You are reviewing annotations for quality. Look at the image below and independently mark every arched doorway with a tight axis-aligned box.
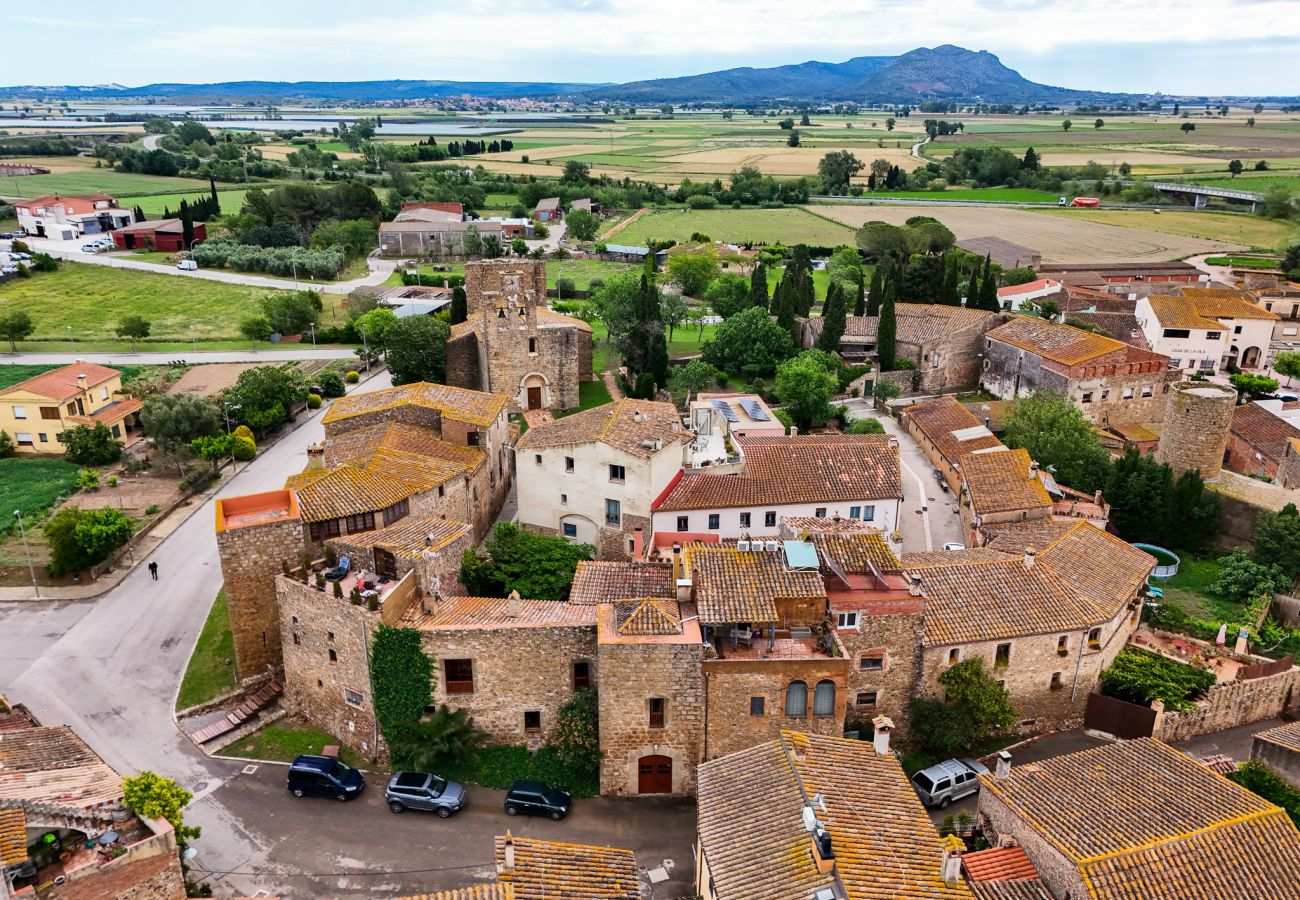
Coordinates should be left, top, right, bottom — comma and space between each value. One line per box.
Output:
521, 373, 548, 410
1240, 346, 1262, 368
637, 755, 672, 794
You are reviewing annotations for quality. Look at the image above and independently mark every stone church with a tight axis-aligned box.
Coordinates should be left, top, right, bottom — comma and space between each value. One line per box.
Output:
445, 259, 592, 412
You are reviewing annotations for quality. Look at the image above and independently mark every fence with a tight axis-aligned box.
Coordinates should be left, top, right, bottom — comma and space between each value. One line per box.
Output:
1236, 655, 1294, 682
1084, 692, 1157, 739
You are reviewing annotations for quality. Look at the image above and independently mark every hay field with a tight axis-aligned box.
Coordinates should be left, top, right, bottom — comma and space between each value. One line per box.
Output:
1036, 209, 1297, 253
614, 208, 854, 247
813, 205, 1243, 263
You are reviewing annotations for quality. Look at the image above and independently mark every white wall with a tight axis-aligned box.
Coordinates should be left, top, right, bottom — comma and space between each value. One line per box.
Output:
651, 497, 900, 541
1135, 298, 1223, 373
1225, 317, 1274, 369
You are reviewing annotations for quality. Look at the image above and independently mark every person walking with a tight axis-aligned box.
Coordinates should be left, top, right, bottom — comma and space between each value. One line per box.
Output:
148, 561, 158, 580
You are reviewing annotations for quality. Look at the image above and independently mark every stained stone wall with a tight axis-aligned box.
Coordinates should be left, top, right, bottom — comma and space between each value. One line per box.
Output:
1156, 381, 1238, 479
218, 515, 305, 679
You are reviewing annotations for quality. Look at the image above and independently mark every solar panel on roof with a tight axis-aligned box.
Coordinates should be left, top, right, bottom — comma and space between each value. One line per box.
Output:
710, 399, 739, 422
740, 398, 771, 421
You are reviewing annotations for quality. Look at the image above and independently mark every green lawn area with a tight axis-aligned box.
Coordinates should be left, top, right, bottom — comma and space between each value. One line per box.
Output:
0, 364, 58, 390
2, 171, 212, 200
555, 379, 613, 418
176, 589, 238, 711
384, 259, 637, 292
217, 718, 365, 769
129, 189, 257, 218
616, 208, 855, 247
588, 320, 718, 375
1204, 255, 1281, 268
0, 262, 333, 343
1160, 555, 1242, 622
128, 250, 178, 264
846, 188, 1062, 203
0, 458, 79, 536
1037, 208, 1298, 252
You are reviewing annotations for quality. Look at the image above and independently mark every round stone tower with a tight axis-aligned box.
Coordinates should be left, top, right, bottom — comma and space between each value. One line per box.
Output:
1155, 381, 1238, 480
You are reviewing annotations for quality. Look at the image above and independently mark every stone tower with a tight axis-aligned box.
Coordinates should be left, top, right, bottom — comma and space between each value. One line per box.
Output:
1155, 381, 1238, 480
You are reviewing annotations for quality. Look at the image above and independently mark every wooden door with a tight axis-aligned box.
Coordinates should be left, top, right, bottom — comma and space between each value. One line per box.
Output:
527, 386, 543, 410
374, 548, 398, 581
637, 755, 672, 794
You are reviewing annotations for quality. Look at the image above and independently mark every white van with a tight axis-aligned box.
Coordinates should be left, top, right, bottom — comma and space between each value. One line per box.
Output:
177, 259, 199, 271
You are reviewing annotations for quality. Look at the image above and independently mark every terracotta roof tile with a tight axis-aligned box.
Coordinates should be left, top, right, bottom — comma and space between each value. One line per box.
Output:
1035, 522, 1153, 618
400, 886, 512, 900
1255, 719, 1300, 754
569, 561, 674, 605
1231, 402, 1300, 461
967, 882, 1054, 900
697, 731, 973, 900
495, 834, 639, 900
327, 422, 483, 472
0, 363, 120, 402
401, 597, 596, 630
980, 738, 1300, 899
961, 448, 1054, 518
333, 517, 471, 557
0, 806, 26, 866
323, 382, 506, 428
287, 465, 416, 522
978, 519, 1077, 554
66, 396, 143, 428
806, 531, 902, 575
685, 542, 823, 624
962, 846, 1038, 882
812, 304, 997, 347
0, 725, 123, 810
518, 399, 686, 458
903, 396, 1003, 465
613, 599, 682, 636
986, 317, 1128, 366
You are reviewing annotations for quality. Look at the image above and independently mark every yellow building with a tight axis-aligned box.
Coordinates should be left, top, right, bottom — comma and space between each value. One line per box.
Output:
0, 363, 142, 454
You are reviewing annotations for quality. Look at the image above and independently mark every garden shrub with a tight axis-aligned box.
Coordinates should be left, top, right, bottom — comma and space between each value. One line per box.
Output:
1099, 647, 1215, 711
318, 371, 346, 398
231, 435, 256, 461
306, 393, 322, 409
346, 370, 360, 384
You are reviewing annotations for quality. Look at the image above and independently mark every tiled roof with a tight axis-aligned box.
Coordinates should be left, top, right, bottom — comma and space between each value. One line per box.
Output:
685, 542, 824, 624
569, 561, 674, 605
967, 883, 1054, 900
697, 731, 973, 900
1148, 292, 1278, 332
334, 517, 471, 557
904, 396, 1003, 464
978, 518, 1077, 554
0, 725, 123, 809
287, 464, 416, 522
961, 448, 1054, 518
400, 886, 511, 900
980, 738, 1300, 900
18, 193, 115, 207
985, 316, 1127, 366
328, 422, 483, 471
0, 806, 26, 866
116, 218, 187, 234
998, 279, 1062, 298
518, 399, 686, 458
0, 362, 119, 402
1179, 286, 1274, 314
962, 846, 1038, 882
783, 515, 878, 534
495, 834, 639, 900
653, 435, 901, 512
1255, 719, 1300, 753
896, 304, 1001, 345
807, 531, 901, 575
67, 396, 143, 428
613, 599, 682, 636
322, 382, 507, 428
1231, 402, 1300, 460
401, 596, 596, 630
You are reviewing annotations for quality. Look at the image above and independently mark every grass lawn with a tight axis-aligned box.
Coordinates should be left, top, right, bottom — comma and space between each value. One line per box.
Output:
1037, 208, 1298, 252
1, 171, 212, 200
128, 250, 178, 265
176, 589, 238, 711
0, 458, 79, 536
129, 189, 256, 218
1159, 555, 1242, 622
217, 717, 365, 769
0, 262, 341, 343
1204, 255, 1281, 268
616, 208, 855, 247
555, 379, 613, 418
0, 364, 58, 390
588, 320, 719, 375
844, 188, 1062, 203
385, 259, 637, 291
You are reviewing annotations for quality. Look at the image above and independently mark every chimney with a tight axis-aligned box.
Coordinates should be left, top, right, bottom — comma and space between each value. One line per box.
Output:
1093, 489, 1103, 505
305, 441, 326, 471
632, 527, 643, 562
76, 373, 87, 392
871, 715, 895, 756
500, 831, 516, 878
506, 589, 521, 618
1023, 547, 1036, 569
810, 824, 836, 875
1029, 460, 1040, 481
792, 742, 807, 764
940, 837, 964, 884
908, 574, 922, 597
994, 750, 1013, 781
421, 588, 443, 616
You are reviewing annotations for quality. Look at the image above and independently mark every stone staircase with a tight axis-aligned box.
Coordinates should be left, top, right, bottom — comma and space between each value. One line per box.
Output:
189, 679, 282, 746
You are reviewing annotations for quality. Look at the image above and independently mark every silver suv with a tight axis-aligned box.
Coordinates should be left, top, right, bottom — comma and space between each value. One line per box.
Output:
910, 758, 989, 808
384, 771, 467, 817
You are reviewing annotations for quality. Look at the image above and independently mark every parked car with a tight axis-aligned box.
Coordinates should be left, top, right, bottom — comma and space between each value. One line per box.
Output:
286, 755, 365, 801
943, 543, 966, 551
385, 771, 467, 817
80, 244, 100, 253
910, 758, 989, 808
177, 259, 199, 271
504, 780, 571, 820
933, 468, 949, 492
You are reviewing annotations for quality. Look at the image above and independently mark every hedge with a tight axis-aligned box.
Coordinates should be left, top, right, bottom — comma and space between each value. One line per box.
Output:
1099, 646, 1215, 712
191, 239, 344, 279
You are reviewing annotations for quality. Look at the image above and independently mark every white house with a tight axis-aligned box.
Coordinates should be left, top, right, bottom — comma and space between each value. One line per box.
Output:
650, 434, 902, 549
514, 399, 689, 559
1136, 290, 1278, 374
15, 193, 133, 240
997, 278, 1063, 312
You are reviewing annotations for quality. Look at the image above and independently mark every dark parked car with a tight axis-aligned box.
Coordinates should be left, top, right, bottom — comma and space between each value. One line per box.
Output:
504, 780, 571, 820
286, 755, 365, 801
385, 771, 467, 816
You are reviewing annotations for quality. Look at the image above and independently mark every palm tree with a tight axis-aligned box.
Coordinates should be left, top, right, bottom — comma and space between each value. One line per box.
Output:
386, 706, 487, 772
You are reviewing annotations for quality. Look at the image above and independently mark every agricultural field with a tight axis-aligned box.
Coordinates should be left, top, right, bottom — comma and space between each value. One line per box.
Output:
384, 258, 637, 290
1036, 209, 1297, 252
614, 207, 855, 247
0, 364, 57, 389
0, 156, 212, 201
815, 205, 1245, 262
0, 262, 344, 344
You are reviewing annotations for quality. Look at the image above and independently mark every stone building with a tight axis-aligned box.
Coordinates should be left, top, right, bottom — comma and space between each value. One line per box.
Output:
516, 399, 690, 559
378, 219, 507, 257
980, 316, 1177, 429
902, 396, 1003, 494
1224, 400, 1300, 481
409, 834, 640, 900
1155, 381, 1238, 479
1251, 720, 1300, 788
445, 259, 593, 412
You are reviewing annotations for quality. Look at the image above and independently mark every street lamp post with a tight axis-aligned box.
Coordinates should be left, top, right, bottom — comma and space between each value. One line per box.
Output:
223, 402, 242, 473
66, 326, 73, 347
13, 510, 38, 598
291, 253, 299, 290
189, 325, 197, 352
113, 485, 135, 565
308, 322, 316, 348
359, 327, 370, 370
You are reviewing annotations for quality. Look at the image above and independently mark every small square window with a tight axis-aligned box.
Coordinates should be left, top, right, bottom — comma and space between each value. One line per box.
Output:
327, 631, 335, 641
648, 697, 666, 729
815, 508, 827, 518
535, 453, 542, 465
1122, 387, 1134, 400
855, 691, 878, 707
562, 522, 578, 538
749, 696, 765, 716
948, 648, 960, 665
292, 633, 300, 646
1101, 390, 1110, 400
524, 710, 541, 732
676, 515, 689, 532
859, 655, 883, 670
1081, 392, 1093, 403
609, 464, 626, 482
343, 688, 363, 708
739, 512, 751, 528
573, 660, 591, 690
764, 511, 777, 527
836, 611, 859, 629
708, 513, 720, 530
862, 505, 875, 522
1088, 627, 1102, 650
849, 506, 861, 519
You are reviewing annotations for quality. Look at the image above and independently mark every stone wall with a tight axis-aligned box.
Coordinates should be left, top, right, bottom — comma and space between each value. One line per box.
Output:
908, 311, 1003, 394
277, 575, 382, 760
218, 515, 305, 679
840, 612, 924, 740
323, 403, 443, 440
43, 818, 186, 900
1251, 736, 1300, 789
422, 623, 597, 744
1156, 382, 1238, 479
1224, 431, 1279, 480
1278, 438, 1300, 489
979, 786, 1089, 900
701, 658, 850, 760
445, 333, 484, 393
1154, 665, 1300, 743
598, 641, 704, 796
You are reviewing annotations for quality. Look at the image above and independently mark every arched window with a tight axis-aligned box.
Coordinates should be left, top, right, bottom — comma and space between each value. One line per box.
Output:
529, 337, 537, 353
785, 680, 807, 717
813, 680, 836, 717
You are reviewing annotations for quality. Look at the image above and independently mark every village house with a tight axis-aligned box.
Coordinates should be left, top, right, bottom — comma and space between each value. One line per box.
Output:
902, 395, 1003, 494
14, 193, 133, 240
996, 278, 1063, 312
695, 730, 974, 900
515, 399, 690, 559
1251, 720, 1300, 789
1225, 400, 1300, 481
649, 434, 902, 548
0, 362, 142, 455
1135, 288, 1278, 373
533, 197, 561, 222
980, 316, 1177, 428
959, 447, 1108, 546
1256, 283, 1300, 340
978, 738, 1300, 899
688, 392, 785, 441
445, 259, 593, 412
378, 218, 506, 257
110, 218, 206, 253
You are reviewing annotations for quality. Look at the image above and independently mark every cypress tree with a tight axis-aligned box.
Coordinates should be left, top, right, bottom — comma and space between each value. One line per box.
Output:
750, 261, 769, 310
854, 275, 866, 316
940, 253, 961, 306
179, 200, 195, 249
877, 282, 897, 372
965, 260, 980, 308
450, 286, 467, 325
775, 274, 798, 341
643, 272, 669, 390
209, 176, 219, 206
818, 280, 847, 352
133, 205, 146, 223
979, 254, 1000, 311
866, 265, 884, 316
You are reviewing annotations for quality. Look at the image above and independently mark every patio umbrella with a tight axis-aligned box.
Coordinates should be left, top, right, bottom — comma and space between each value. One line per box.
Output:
1215, 624, 1227, 646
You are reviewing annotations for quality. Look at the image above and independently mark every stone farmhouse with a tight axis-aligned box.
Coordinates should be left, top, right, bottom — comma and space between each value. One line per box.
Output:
980, 316, 1178, 429
445, 259, 593, 412
977, 738, 1300, 899
960, 447, 1108, 547
1135, 288, 1278, 374
903, 395, 1003, 494
695, 730, 974, 900
0, 362, 142, 456
377, 203, 511, 257
515, 399, 691, 559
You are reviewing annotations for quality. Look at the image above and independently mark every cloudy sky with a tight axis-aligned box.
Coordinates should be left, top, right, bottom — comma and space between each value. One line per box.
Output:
5, 0, 1298, 94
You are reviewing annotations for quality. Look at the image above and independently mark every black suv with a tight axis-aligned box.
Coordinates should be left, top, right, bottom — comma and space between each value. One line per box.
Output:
504, 780, 571, 820
286, 755, 365, 801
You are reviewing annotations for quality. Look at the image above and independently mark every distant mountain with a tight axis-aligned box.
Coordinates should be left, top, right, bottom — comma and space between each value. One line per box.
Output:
851, 46, 1076, 102
0, 79, 608, 102
591, 56, 893, 103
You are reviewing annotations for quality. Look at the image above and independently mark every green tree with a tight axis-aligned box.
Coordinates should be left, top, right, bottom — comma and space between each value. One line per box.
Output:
1094, 118, 1105, 129
371, 625, 434, 734
386, 706, 487, 773
1100, 647, 1215, 712
1227, 761, 1300, 829
43, 506, 131, 576
773, 272, 799, 341
749, 261, 770, 310
876, 280, 897, 371
668, 359, 721, 395
1253, 503, 1300, 579
260, 291, 319, 335
854, 277, 866, 316
817, 280, 847, 352
865, 266, 883, 316
63, 423, 123, 465
1020, 147, 1040, 171
787, 130, 800, 147
548, 688, 600, 779
1003, 392, 1111, 492
818, 150, 865, 194
450, 286, 468, 325
0, 311, 34, 352
460, 522, 594, 600
848, 417, 885, 434
239, 315, 273, 348
123, 772, 200, 840
1274, 350, 1300, 386
0, 430, 13, 458
73, 507, 134, 559
566, 208, 599, 241
660, 290, 689, 342
776, 351, 839, 431
1105, 448, 1174, 545
1212, 548, 1291, 605
1261, 185, 1295, 220
825, 247, 863, 291
1227, 159, 1244, 178
226, 364, 308, 432
702, 306, 795, 377
141, 393, 221, 454
356, 307, 399, 352
704, 273, 750, 319
666, 248, 721, 296
1062, 119, 1072, 131
115, 314, 151, 352
1181, 122, 1196, 135
191, 433, 235, 471
1169, 468, 1221, 554
386, 315, 450, 385
910, 659, 1015, 756
1229, 373, 1278, 399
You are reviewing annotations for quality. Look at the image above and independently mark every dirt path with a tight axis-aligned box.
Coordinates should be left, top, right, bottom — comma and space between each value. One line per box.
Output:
603, 369, 624, 400
600, 208, 649, 241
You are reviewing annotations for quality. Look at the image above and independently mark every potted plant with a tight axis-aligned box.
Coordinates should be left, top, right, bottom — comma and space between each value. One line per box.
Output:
315, 572, 325, 592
